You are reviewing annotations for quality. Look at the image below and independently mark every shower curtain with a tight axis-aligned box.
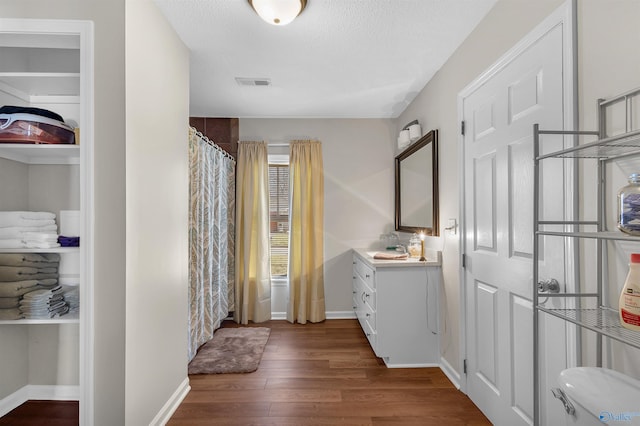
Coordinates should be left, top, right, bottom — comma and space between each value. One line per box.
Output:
188, 127, 236, 362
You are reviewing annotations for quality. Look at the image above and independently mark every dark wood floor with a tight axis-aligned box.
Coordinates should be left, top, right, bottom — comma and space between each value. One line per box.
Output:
169, 319, 491, 426
0, 320, 490, 425
0, 400, 78, 426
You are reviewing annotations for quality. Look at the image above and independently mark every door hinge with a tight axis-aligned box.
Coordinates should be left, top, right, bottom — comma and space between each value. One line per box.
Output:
461, 120, 465, 136
463, 359, 467, 374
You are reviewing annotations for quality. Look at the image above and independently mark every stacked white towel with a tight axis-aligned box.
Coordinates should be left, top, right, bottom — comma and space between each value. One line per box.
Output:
20, 285, 69, 319
0, 212, 59, 249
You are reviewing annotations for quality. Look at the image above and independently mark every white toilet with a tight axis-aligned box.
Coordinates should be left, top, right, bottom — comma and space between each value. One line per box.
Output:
556, 367, 640, 425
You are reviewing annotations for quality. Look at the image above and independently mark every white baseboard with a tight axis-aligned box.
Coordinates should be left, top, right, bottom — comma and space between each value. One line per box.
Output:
384, 362, 440, 369
325, 310, 356, 319
440, 356, 461, 390
150, 377, 190, 426
270, 311, 357, 321
0, 384, 79, 417
271, 311, 286, 320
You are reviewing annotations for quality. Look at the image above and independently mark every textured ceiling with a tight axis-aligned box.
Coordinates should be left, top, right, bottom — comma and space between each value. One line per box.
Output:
154, 0, 497, 118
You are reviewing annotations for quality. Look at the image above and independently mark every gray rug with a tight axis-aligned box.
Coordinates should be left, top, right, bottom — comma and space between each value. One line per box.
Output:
188, 327, 271, 374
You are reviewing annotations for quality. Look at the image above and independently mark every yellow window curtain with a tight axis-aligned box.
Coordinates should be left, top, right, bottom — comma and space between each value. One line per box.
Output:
235, 141, 272, 324
287, 140, 326, 324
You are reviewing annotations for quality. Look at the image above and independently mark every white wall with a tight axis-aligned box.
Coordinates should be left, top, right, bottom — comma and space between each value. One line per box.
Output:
396, 0, 564, 378
240, 118, 397, 315
125, 0, 190, 424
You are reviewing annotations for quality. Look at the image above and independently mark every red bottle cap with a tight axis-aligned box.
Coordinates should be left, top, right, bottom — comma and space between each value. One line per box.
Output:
631, 253, 640, 263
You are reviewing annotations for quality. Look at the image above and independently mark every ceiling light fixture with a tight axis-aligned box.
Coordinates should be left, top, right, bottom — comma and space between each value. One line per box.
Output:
247, 0, 307, 26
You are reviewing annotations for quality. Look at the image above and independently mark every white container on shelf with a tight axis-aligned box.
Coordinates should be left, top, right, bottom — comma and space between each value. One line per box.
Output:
58, 210, 80, 284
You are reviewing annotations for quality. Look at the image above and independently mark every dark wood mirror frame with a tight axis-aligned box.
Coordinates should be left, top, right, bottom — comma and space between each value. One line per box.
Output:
394, 129, 439, 236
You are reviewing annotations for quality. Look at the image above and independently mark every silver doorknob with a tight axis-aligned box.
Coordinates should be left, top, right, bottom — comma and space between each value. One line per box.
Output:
538, 278, 560, 293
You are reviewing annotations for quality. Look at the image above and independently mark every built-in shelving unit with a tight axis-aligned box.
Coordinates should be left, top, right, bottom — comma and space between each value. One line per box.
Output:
0, 19, 93, 425
533, 87, 640, 425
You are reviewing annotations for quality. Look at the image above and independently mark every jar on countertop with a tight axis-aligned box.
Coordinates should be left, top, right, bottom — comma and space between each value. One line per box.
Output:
618, 173, 640, 235
408, 233, 421, 258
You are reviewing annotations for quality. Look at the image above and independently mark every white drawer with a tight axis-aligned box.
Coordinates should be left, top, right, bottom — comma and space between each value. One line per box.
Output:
363, 300, 376, 331
362, 315, 377, 352
360, 278, 376, 310
354, 256, 375, 289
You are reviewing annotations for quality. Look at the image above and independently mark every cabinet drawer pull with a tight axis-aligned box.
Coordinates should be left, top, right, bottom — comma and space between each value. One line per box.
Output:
366, 313, 370, 317
365, 274, 370, 278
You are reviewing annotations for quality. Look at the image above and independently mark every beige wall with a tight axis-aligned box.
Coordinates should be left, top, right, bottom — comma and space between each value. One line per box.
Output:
396, 0, 564, 378
125, 0, 190, 424
240, 118, 397, 314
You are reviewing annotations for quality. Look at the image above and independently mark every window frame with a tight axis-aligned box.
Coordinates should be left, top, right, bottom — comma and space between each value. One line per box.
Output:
268, 155, 290, 282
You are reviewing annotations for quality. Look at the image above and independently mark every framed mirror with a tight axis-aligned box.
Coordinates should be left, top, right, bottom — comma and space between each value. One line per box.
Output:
395, 129, 439, 236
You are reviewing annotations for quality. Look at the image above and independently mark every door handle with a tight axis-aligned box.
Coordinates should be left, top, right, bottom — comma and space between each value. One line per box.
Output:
551, 388, 575, 415
538, 278, 560, 293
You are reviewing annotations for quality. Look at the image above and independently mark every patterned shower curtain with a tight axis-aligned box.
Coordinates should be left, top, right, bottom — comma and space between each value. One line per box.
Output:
188, 127, 236, 362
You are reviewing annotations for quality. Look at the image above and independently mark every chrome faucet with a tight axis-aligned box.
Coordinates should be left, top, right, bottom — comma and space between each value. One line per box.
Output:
394, 244, 407, 254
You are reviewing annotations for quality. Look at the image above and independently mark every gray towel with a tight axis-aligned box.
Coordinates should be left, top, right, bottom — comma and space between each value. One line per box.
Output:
0, 279, 58, 297
0, 297, 20, 309
0, 253, 60, 268
0, 308, 23, 320
0, 266, 58, 282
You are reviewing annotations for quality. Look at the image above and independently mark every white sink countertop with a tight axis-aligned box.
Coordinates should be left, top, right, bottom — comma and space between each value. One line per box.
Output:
353, 248, 441, 267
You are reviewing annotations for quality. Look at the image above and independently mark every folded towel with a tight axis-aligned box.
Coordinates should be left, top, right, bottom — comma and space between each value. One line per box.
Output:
0, 307, 23, 320
61, 285, 79, 313
0, 253, 60, 268
0, 239, 25, 249
24, 242, 61, 249
20, 285, 69, 319
0, 224, 58, 239
0, 264, 58, 281
58, 236, 80, 247
0, 212, 55, 221
0, 279, 58, 298
373, 252, 410, 260
0, 211, 56, 228
0, 297, 20, 309
22, 232, 59, 242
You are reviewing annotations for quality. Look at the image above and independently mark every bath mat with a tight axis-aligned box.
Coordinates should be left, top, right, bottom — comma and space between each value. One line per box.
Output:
188, 327, 271, 374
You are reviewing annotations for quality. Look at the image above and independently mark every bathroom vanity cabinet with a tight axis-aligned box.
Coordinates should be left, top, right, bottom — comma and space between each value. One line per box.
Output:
352, 248, 441, 367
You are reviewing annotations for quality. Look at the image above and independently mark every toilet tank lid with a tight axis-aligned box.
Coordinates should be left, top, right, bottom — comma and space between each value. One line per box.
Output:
559, 367, 640, 418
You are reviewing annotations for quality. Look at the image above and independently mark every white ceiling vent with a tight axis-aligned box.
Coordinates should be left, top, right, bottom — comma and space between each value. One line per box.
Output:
235, 77, 272, 87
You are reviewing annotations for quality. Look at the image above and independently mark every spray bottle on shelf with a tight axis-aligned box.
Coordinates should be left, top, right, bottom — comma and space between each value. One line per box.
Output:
620, 253, 640, 331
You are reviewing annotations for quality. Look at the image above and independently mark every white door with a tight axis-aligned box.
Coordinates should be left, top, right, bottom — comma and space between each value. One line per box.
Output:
461, 6, 575, 425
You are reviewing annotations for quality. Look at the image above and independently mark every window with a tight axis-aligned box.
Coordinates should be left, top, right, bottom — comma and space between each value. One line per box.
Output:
269, 163, 289, 277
